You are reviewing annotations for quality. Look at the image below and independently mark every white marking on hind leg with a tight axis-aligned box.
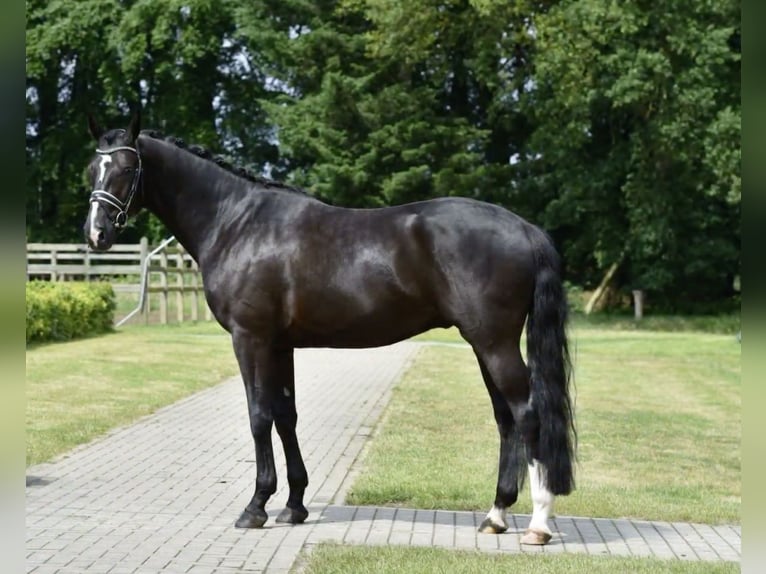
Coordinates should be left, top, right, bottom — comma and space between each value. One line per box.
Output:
487, 505, 507, 528
522, 459, 554, 544
479, 505, 508, 533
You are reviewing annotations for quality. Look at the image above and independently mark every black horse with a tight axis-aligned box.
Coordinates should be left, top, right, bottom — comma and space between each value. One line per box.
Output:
83, 113, 575, 545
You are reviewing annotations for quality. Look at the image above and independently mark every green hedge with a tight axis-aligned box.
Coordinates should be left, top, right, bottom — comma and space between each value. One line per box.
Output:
26, 281, 116, 344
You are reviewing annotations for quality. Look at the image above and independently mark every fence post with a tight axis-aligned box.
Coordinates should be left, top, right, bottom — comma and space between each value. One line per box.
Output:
190, 259, 199, 322
50, 249, 58, 281
139, 237, 149, 324
176, 249, 184, 323
159, 250, 168, 325
83, 247, 90, 282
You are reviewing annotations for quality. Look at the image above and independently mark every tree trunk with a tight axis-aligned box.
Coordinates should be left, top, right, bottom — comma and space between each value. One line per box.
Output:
584, 259, 621, 315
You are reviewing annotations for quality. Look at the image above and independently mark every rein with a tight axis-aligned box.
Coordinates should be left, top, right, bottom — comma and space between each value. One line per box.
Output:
90, 145, 143, 228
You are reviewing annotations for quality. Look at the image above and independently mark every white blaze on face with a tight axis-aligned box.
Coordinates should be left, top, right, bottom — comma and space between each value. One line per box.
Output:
97, 154, 112, 184
90, 153, 113, 246
88, 201, 102, 246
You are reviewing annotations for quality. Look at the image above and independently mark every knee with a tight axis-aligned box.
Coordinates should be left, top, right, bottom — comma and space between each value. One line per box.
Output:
250, 411, 273, 438
272, 391, 295, 416
273, 405, 297, 437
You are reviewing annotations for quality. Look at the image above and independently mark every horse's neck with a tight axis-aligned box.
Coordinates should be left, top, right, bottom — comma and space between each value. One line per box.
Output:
140, 138, 250, 263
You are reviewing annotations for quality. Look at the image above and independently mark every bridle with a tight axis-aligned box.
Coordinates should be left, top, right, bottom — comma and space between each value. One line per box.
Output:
89, 145, 143, 228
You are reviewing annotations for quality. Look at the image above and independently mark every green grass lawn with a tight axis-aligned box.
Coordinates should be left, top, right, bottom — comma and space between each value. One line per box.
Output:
571, 311, 740, 335
349, 326, 741, 524
26, 321, 237, 466
296, 544, 739, 574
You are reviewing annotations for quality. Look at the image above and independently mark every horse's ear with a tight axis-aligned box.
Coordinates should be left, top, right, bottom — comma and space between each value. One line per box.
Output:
87, 113, 102, 140
126, 108, 141, 142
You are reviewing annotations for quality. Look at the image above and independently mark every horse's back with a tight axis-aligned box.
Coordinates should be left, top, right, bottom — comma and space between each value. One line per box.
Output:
406, 197, 537, 258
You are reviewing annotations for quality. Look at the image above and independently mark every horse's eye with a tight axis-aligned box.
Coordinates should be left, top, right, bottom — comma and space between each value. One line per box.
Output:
123, 167, 133, 174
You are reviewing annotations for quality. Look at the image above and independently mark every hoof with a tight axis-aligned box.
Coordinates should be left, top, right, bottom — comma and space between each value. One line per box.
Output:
520, 528, 552, 545
275, 506, 309, 524
235, 507, 268, 529
478, 517, 508, 534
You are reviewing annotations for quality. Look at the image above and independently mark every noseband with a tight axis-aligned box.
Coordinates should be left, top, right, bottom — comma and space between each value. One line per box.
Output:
90, 145, 143, 228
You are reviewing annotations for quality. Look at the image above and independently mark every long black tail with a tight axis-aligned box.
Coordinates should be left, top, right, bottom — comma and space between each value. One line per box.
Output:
525, 228, 576, 495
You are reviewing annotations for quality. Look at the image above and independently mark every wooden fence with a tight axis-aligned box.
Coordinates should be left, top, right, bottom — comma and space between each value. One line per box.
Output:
26, 238, 212, 325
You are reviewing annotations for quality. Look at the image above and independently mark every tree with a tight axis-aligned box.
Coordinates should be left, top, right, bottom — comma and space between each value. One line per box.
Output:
26, 0, 124, 242
26, 0, 277, 242
526, 0, 740, 308
239, 0, 550, 208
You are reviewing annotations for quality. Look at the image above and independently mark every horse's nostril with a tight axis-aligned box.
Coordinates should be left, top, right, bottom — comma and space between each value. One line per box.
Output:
97, 230, 105, 241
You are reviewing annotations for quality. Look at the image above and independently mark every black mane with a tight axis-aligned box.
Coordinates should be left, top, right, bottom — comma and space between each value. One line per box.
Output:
140, 129, 310, 197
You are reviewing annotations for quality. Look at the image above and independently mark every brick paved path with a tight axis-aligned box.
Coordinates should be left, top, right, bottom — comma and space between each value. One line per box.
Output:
26, 342, 740, 573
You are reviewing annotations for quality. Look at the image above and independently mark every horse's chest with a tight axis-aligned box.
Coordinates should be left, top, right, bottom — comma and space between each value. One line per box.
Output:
201, 266, 285, 326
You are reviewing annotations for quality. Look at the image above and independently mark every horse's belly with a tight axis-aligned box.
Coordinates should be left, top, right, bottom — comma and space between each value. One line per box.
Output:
283, 304, 447, 349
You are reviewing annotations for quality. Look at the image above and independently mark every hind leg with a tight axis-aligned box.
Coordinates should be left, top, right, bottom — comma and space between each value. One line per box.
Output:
472, 340, 534, 533
504, 379, 556, 544
232, 330, 278, 529
271, 349, 309, 524
475, 343, 557, 544
509, 397, 557, 545
476, 356, 526, 534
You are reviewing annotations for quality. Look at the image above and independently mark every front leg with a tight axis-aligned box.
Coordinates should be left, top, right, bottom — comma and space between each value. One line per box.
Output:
232, 329, 278, 528
271, 349, 309, 524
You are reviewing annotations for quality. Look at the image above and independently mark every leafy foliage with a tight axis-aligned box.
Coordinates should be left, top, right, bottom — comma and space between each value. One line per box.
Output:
26, 281, 116, 343
26, 0, 275, 243
527, 0, 740, 306
25, 0, 740, 309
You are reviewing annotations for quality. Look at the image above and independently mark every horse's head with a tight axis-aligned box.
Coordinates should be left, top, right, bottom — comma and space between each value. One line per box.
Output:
83, 111, 143, 251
